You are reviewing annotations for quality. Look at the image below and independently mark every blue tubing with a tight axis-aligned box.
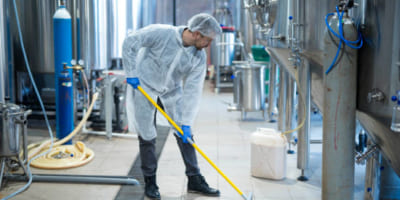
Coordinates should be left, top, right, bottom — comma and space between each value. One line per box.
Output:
325, 6, 363, 74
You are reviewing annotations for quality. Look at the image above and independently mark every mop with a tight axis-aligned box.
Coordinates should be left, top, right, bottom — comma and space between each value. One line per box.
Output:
136, 86, 253, 200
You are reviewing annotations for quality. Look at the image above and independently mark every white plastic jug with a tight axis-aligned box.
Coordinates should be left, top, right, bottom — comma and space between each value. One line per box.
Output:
250, 128, 287, 180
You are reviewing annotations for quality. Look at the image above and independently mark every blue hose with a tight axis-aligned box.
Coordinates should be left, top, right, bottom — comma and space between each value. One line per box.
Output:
3, 1, 55, 199
325, 6, 363, 74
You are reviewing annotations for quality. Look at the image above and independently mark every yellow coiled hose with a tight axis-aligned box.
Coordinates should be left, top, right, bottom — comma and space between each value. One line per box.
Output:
27, 92, 99, 169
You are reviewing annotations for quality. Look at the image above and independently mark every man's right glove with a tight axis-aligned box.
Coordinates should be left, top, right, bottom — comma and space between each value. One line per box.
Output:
126, 77, 140, 89
180, 125, 192, 144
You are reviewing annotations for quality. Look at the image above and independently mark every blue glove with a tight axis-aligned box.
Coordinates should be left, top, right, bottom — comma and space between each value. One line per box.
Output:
126, 77, 140, 89
180, 125, 192, 144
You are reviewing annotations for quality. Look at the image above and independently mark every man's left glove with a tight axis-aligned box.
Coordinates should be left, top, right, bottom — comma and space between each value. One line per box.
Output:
126, 77, 140, 89
180, 125, 192, 144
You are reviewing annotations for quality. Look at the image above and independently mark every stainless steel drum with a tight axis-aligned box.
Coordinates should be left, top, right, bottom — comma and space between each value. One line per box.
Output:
232, 61, 267, 120
217, 31, 236, 66
0, 103, 29, 157
238, 64, 266, 111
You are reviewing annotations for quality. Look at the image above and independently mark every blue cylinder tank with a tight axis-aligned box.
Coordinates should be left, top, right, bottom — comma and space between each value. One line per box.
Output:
53, 5, 73, 144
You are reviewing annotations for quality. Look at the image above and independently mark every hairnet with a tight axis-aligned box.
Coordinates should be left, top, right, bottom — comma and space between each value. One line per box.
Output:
188, 13, 222, 39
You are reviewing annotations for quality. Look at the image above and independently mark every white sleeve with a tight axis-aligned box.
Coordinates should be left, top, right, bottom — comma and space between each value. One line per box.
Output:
122, 26, 163, 77
181, 53, 207, 126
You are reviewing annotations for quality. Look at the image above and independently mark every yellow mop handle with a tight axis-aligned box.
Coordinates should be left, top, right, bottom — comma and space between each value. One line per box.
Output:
137, 86, 246, 197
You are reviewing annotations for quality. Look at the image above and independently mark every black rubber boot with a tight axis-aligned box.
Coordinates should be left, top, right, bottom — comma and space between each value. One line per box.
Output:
187, 175, 220, 196
144, 175, 161, 199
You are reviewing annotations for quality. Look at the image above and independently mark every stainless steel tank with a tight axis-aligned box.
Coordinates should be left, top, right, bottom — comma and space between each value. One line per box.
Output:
82, 0, 146, 70
217, 30, 236, 66
0, 103, 23, 156
303, 0, 336, 51
356, 0, 400, 176
110, 0, 143, 61
211, 1, 236, 68
235, 63, 266, 111
9, 0, 75, 105
80, 0, 111, 70
10, 0, 60, 73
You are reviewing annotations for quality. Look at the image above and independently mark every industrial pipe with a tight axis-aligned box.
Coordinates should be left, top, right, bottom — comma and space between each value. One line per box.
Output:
297, 59, 310, 181
268, 61, 277, 122
4, 174, 139, 185
285, 72, 295, 153
278, 64, 287, 131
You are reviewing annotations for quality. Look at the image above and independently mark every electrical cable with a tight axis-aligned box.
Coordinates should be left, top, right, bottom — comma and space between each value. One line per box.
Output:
3, 1, 55, 199
325, 6, 363, 74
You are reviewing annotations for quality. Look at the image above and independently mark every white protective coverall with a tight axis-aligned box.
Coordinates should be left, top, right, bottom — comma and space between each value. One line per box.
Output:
123, 24, 207, 140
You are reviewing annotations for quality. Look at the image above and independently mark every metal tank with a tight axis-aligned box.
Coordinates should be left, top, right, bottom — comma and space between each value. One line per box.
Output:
0, 103, 30, 159
232, 61, 266, 119
218, 28, 236, 66
1, 103, 21, 156
109, 0, 143, 68
322, 12, 358, 200
239, 65, 265, 111
303, 0, 336, 51
255, 0, 400, 199
257, 0, 286, 48
11, 0, 59, 73
81, 0, 148, 71
210, 1, 237, 93
79, 0, 110, 71
355, 0, 400, 177
9, 0, 75, 106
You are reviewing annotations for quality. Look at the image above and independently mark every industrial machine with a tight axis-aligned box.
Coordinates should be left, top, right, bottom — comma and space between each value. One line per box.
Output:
248, 0, 400, 199
211, 0, 239, 93
0, 103, 31, 186
5, 0, 155, 133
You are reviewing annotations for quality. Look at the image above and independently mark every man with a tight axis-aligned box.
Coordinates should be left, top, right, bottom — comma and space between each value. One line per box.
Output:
122, 13, 222, 199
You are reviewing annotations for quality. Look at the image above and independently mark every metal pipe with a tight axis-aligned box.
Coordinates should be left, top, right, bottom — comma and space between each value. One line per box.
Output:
0, 0, 7, 102
356, 145, 378, 165
82, 129, 137, 139
278, 65, 286, 131
287, 0, 294, 47
364, 147, 380, 200
322, 13, 358, 200
310, 139, 322, 144
360, 0, 367, 28
0, 158, 5, 189
71, 0, 78, 60
172, 0, 176, 25
4, 174, 139, 185
295, 0, 305, 50
285, 72, 295, 150
268, 61, 277, 122
297, 59, 310, 180
105, 74, 113, 139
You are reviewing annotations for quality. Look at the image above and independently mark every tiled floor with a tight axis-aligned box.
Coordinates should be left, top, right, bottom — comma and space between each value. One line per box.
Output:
1, 80, 366, 200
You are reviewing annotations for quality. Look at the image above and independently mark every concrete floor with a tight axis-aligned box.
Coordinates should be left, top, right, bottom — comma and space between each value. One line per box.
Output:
1, 80, 366, 200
